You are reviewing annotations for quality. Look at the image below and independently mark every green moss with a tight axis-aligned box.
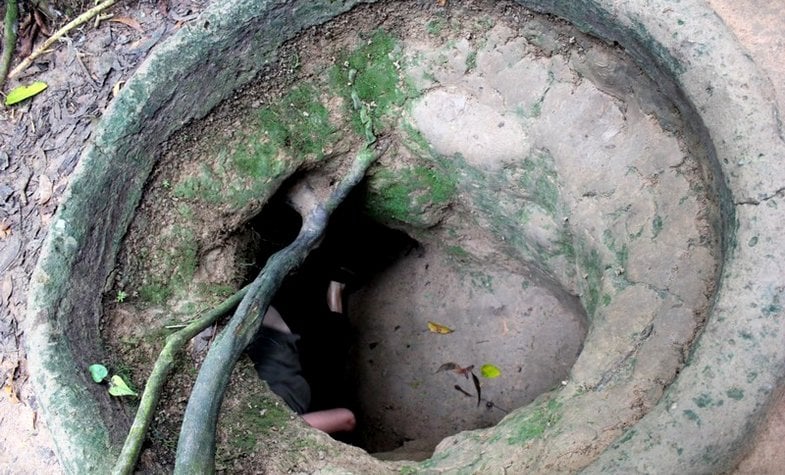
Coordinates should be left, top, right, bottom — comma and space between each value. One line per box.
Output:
138, 226, 198, 304
693, 393, 713, 408
366, 164, 456, 225
176, 203, 195, 221
169, 226, 198, 289
173, 167, 223, 203
255, 84, 336, 159
683, 409, 701, 425
330, 30, 408, 134
470, 271, 494, 291
506, 398, 562, 445
616, 429, 636, 445
231, 140, 280, 178
555, 235, 576, 260
225, 393, 292, 452
403, 121, 434, 156
465, 50, 478, 72
426, 18, 446, 36
762, 295, 782, 317
197, 283, 237, 300
519, 149, 560, 214
530, 99, 543, 118
446, 245, 471, 260
139, 283, 172, 305
578, 247, 603, 319
652, 214, 663, 238
726, 387, 744, 400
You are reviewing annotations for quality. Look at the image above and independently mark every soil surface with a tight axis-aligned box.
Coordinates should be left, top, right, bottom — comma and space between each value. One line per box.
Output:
1, 0, 784, 474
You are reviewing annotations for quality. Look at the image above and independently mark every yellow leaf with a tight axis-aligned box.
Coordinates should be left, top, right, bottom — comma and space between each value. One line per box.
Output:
480, 364, 501, 379
427, 321, 454, 334
109, 16, 144, 32
2, 383, 19, 404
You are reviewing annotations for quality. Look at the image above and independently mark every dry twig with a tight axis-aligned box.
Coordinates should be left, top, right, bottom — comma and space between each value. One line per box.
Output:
9, 0, 116, 79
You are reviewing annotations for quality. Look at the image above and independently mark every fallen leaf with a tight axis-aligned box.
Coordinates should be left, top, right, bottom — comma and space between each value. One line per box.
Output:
112, 80, 125, 97
436, 362, 460, 373
436, 362, 474, 379
480, 364, 502, 379
37, 175, 53, 205
2, 382, 19, 404
436, 0, 447, 5
5, 81, 48, 106
0, 221, 11, 239
108, 375, 138, 397
454, 385, 472, 397
33, 8, 51, 36
471, 372, 481, 407
427, 321, 454, 334
88, 364, 108, 383
110, 16, 144, 32
1, 275, 12, 304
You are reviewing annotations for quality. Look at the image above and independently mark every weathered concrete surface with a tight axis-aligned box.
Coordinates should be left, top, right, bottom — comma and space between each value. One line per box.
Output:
22, 0, 785, 474
706, 3, 785, 470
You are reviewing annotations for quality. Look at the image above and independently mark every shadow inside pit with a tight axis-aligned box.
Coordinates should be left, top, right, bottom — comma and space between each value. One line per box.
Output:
243, 178, 419, 449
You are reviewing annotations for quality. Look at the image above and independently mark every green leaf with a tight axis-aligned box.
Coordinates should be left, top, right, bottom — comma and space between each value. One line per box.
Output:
480, 364, 501, 379
88, 364, 108, 383
5, 81, 48, 106
108, 375, 138, 397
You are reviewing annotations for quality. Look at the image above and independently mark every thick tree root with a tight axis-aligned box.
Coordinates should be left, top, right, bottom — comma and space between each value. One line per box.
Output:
171, 145, 380, 474
110, 285, 250, 475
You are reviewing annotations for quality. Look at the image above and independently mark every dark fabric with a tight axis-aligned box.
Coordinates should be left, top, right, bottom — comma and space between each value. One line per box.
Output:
246, 327, 311, 415
299, 310, 352, 411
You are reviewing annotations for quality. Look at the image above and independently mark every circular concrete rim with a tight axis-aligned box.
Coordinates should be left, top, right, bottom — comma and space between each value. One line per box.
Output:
24, 0, 785, 473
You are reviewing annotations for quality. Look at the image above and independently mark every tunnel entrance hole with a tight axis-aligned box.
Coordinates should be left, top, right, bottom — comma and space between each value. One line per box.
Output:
244, 180, 588, 456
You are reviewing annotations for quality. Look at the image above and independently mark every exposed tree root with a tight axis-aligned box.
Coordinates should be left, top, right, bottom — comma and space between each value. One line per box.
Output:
110, 285, 250, 475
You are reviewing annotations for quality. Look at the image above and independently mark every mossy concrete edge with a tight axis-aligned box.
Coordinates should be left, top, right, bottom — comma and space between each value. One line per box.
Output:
553, 0, 785, 472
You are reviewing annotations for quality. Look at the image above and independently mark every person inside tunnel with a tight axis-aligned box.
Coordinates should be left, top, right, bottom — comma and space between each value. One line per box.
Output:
246, 277, 356, 434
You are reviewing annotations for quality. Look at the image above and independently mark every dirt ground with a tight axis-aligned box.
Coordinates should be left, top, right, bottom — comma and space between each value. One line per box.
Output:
1, 0, 783, 474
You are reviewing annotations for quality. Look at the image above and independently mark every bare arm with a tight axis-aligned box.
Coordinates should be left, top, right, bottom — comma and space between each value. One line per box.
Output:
302, 408, 356, 434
